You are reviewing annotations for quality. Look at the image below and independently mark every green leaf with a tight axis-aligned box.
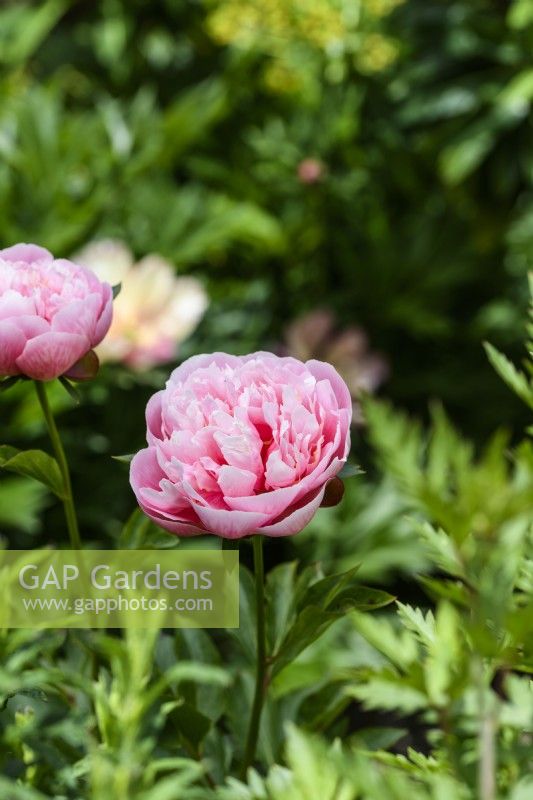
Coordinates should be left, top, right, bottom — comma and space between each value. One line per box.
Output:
58, 376, 81, 404
118, 507, 181, 549
329, 586, 395, 614
175, 629, 226, 722
484, 342, 533, 409
351, 611, 419, 670
168, 701, 212, 752
0, 376, 23, 393
508, 0, 533, 29
0, 0, 67, 66
294, 564, 361, 612
273, 587, 393, 676
0, 477, 47, 533
0, 687, 48, 711
0, 446, 65, 499
112, 453, 135, 463
439, 125, 496, 184
266, 561, 299, 654
347, 673, 427, 714
0, 777, 48, 800
264, 562, 393, 676
419, 576, 470, 607
339, 462, 363, 479
145, 661, 231, 709
112, 282, 122, 299
498, 69, 533, 110
297, 682, 352, 732
161, 79, 228, 163
228, 566, 257, 664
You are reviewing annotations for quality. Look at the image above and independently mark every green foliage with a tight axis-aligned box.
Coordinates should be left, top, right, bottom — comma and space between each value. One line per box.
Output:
266, 562, 393, 677
203, 725, 469, 800
0, 446, 64, 499
484, 275, 533, 415
0, 478, 47, 535
1, 0, 533, 797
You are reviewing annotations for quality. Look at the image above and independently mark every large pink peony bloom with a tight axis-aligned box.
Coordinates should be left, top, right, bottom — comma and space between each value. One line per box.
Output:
0, 244, 113, 381
130, 352, 352, 539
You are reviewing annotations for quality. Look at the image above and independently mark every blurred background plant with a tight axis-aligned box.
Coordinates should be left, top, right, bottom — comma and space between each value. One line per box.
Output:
0, 0, 533, 796
75, 239, 209, 369
1, 0, 531, 550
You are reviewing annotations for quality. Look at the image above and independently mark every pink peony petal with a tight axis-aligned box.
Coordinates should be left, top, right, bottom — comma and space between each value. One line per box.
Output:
15, 331, 89, 381
52, 295, 101, 340
307, 358, 352, 457
10, 316, 50, 338
258, 485, 326, 537
168, 352, 243, 386
217, 465, 258, 498
0, 291, 36, 320
130, 449, 205, 536
142, 515, 204, 537
0, 244, 53, 264
265, 449, 297, 488
0, 321, 26, 375
194, 503, 270, 539
223, 452, 343, 518
145, 390, 164, 443
93, 282, 113, 346
306, 358, 352, 413
130, 447, 165, 495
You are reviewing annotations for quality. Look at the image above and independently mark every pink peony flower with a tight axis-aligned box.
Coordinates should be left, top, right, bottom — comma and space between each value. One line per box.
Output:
130, 352, 352, 539
0, 243, 113, 381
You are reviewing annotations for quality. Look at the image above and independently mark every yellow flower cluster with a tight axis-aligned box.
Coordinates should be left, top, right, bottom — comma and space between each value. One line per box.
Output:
208, 0, 347, 51
207, 0, 402, 91
262, 59, 303, 93
364, 0, 405, 17
355, 32, 399, 73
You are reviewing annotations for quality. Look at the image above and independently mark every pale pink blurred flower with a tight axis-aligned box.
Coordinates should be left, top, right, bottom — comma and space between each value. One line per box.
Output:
297, 158, 325, 184
0, 243, 112, 381
75, 240, 208, 370
285, 310, 388, 423
130, 352, 352, 539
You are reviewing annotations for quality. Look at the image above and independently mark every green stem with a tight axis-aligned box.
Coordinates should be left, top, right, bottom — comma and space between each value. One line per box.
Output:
34, 381, 81, 549
240, 536, 267, 779
477, 659, 496, 800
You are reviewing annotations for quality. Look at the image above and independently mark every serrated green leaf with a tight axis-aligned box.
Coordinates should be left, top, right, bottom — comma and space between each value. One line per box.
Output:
484, 342, 533, 409
347, 674, 427, 714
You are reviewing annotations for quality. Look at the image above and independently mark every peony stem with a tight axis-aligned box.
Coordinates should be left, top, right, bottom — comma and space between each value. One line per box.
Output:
34, 381, 81, 550
240, 535, 267, 779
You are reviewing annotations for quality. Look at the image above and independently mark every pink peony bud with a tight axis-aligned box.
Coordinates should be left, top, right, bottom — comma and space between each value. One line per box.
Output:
130, 352, 352, 539
0, 244, 113, 381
